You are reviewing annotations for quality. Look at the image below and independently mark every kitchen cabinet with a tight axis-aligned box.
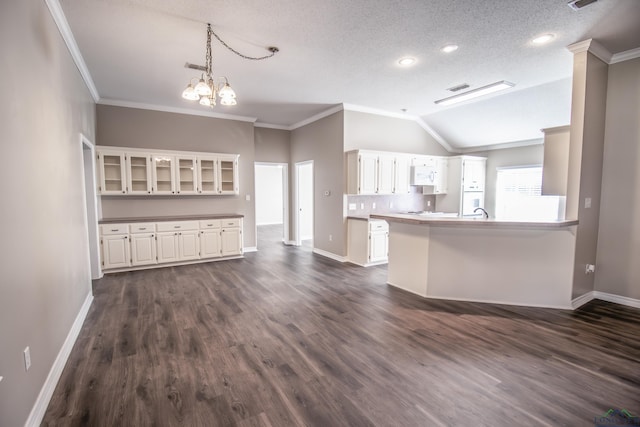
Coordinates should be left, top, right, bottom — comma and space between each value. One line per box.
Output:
100, 224, 130, 269
129, 223, 156, 266
200, 220, 222, 258
97, 146, 239, 196
463, 158, 486, 191
221, 218, 242, 256
347, 218, 389, 267
435, 156, 486, 217
346, 150, 411, 195
156, 232, 180, 263
97, 151, 127, 195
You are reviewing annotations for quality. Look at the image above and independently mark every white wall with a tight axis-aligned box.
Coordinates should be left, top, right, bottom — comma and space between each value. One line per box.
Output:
0, 1, 96, 425
255, 165, 284, 225
595, 57, 640, 300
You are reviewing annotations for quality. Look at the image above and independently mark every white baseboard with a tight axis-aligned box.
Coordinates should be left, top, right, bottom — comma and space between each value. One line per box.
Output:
571, 291, 595, 309
243, 246, 257, 253
312, 248, 347, 263
26, 291, 94, 427
283, 240, 296, 246
594, 291, 640, 309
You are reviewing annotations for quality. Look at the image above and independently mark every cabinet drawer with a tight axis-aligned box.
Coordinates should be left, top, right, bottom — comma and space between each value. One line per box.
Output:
199, 219, 222, 229
129, 223, 156, 234
101, 224, 129, 235
156, 221, 199, 232
369, 220, 388, 232
221, 218, 241, 228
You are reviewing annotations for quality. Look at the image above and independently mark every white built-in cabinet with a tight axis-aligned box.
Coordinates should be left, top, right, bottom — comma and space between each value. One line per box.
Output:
97, 146, 239, 196
435, 156, 487, 216
347, 218, 389, 267
100, 217, 243, 272
347, 150, 412, 195
412, 155, 449, 195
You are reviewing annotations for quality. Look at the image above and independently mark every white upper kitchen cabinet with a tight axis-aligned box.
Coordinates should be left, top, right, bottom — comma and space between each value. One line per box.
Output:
394, 155, 411, 194
152, 154, 176, 195
217, 155, 240, 194
436, 156, 487, 216
97, 150, 127, 195
175, 156, 198, 195
463, 158, 486, 191
126, 153, 152, 195
347, 150, 411, 195
197, 156, 218, 194
377, 154, 396, 194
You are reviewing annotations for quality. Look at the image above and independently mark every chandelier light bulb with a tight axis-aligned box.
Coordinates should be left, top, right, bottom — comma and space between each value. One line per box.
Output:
220, 97, 237, 106
181, 84, 199, 101
218, 83, 236, 99
199, 96, 211, 106
194, 76, 212, 96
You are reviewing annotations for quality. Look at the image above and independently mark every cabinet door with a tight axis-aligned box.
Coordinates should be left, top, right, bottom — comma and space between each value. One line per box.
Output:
102, 234, 130, 269
127, 153, 152, 195
152, 155, 176, 195
434, 157, 449, 194
221, 228, 242, 256
175, 156, 197, 195
369, 231, 388, 263
198, 157, 218, 194
394, 155, 411, 194
463, 159, 486, 191
218, 155, 239, 194
98, 151, 127, 195
200, 230, 221, 258
178, 231, 200, 260
358, 153, 378, 194
130, 233, 157, 266
377, 155, 395, 194
157, 232, 179, 263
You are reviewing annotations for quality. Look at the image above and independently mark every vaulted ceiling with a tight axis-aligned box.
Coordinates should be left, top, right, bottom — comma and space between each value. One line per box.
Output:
59, 0, 640, 150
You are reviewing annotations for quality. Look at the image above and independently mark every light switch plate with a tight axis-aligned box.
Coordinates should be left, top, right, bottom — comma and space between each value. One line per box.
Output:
348, 203, 356, 211
584, 197, 591, 209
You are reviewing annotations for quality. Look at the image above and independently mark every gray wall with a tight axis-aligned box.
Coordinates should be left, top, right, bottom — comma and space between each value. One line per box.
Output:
344, 110, 450, 155
291, 112, 346, 255
595, 57, 640, 300
468, 144, 544, 217
97, 105, 257, 248
0, 1, 96, 425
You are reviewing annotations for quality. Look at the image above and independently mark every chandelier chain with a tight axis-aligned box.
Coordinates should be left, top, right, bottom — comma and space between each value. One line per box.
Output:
210, 27, 278, 61
206, 24, 213, 75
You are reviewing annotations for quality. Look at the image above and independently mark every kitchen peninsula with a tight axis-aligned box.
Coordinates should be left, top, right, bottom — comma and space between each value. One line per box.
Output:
370, 213, 579, 309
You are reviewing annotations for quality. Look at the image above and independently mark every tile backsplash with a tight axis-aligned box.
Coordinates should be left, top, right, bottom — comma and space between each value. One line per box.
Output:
347, 187, 435, 216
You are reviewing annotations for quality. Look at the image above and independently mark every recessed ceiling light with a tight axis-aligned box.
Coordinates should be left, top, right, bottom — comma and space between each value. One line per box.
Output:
441, 44, 459, 53
435, 81, 515, 106
398, 57, 416, 66
532, 34, 555, 45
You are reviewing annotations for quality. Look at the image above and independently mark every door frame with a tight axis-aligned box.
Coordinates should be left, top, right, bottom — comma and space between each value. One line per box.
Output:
80, 134, 102, 279
294, 160, 314, 246
254, 162, 290, 247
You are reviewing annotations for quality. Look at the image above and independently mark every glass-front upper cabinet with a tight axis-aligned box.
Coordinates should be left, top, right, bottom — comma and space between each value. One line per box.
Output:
198, 156, 218, 194
98, 150, 126, 195
217, 155, 239, 194
126, 153, 152, 195
152, 155, 176, 195
175, 156, 197, 195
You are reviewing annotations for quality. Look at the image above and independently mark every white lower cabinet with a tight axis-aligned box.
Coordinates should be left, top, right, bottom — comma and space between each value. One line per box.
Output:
347, 218, 389, 267
100, 217, 243, 272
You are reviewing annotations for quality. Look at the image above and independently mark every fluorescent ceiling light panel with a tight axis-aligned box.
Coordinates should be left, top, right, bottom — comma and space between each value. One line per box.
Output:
435, 81, 515, 106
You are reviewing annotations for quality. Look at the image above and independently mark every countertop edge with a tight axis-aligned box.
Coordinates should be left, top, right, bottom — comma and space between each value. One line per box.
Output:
370, 214, 578, 229
99, 214, 244, 224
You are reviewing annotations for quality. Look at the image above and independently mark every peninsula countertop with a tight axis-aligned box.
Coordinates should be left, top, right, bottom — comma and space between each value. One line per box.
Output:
370, 213, 578, 229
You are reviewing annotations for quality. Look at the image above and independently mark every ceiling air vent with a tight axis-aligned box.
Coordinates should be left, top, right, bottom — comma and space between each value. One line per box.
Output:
447, 83, 470, 92
568, 0, 598, 10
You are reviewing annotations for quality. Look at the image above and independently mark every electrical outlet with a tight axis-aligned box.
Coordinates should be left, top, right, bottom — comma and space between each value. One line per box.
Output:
390, 202, 393, 209
360, 203, 364, 209
584, 197, 591, 209
372, 202, 376, 209
24, 347, 31, 371
245, 194, 251, 201
348, 203, 356, 211
427, 200, 431, 207
329, 234, 333, 241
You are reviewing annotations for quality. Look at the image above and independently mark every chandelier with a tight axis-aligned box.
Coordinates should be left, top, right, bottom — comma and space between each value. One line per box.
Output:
182, 23, 279, 108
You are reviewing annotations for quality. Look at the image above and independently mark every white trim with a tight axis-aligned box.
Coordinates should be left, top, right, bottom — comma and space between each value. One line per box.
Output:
25, 292, 93, 427
254, 162, 290, 245
44, 0, 100, 102
541, 125, 571, 135
98, 98, 258, 123
461, 138, 543, 153
566, 38, 613, 64
610, 47, 640, 64
102, 255, 244, 274
593, 291, 640, 309
254, 122, 290, 130
312, 248, 347, 263
289, 105, 343, 130
294, 161, 314, 246
243, 246, 257, 253
283, 240, 296, 246
414, 118, 457, 153
571, 291, 595, 309
343, 103, 416, 121
80, 135, 103, 280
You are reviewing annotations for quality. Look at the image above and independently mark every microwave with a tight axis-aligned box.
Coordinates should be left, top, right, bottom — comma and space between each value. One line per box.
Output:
410, 165, 436, 186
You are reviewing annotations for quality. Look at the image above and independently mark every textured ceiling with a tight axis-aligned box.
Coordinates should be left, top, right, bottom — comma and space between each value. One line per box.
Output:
59, 0, 640, 149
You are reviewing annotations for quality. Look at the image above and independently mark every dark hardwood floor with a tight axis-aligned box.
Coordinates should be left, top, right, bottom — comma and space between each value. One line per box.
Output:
43, 225, 640, 426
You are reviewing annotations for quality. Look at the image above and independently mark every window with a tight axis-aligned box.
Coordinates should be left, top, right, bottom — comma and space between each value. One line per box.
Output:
495, 166, 564, 221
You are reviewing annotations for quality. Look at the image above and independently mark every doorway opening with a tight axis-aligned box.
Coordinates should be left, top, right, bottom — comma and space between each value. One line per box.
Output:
80, 134, 102, 279
254, 162, 289, 249
295, 161, 314, 247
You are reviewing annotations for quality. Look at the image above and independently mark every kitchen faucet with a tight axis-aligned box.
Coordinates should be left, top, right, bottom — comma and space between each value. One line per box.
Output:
474, 207, 489, 219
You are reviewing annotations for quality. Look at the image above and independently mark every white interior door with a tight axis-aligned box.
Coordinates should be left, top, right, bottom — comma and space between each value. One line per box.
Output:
296, 161, 313, 244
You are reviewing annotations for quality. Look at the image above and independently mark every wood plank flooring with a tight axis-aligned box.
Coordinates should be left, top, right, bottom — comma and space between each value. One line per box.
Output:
43, 225, 640, 426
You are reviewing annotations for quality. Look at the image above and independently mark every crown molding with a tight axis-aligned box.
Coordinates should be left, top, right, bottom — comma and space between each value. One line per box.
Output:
567, 38, 614, 64
44, 0, 100, 102
98, 99, 258, 123
460, 138, 543, 153
610, 47, 640, 64
288, 105, 344, 130
342, 103, 415, 121
254, 122, 290, 130
414, 117, 458, 153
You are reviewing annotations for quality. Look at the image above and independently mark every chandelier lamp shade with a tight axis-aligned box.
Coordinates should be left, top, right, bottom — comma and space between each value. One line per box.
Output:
181, 23, 279, 108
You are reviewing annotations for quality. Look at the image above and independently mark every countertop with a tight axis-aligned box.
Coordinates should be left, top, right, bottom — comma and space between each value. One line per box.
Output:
347, 215, 374, 221
370, 213, 578, 229
99, 214, 244, 224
